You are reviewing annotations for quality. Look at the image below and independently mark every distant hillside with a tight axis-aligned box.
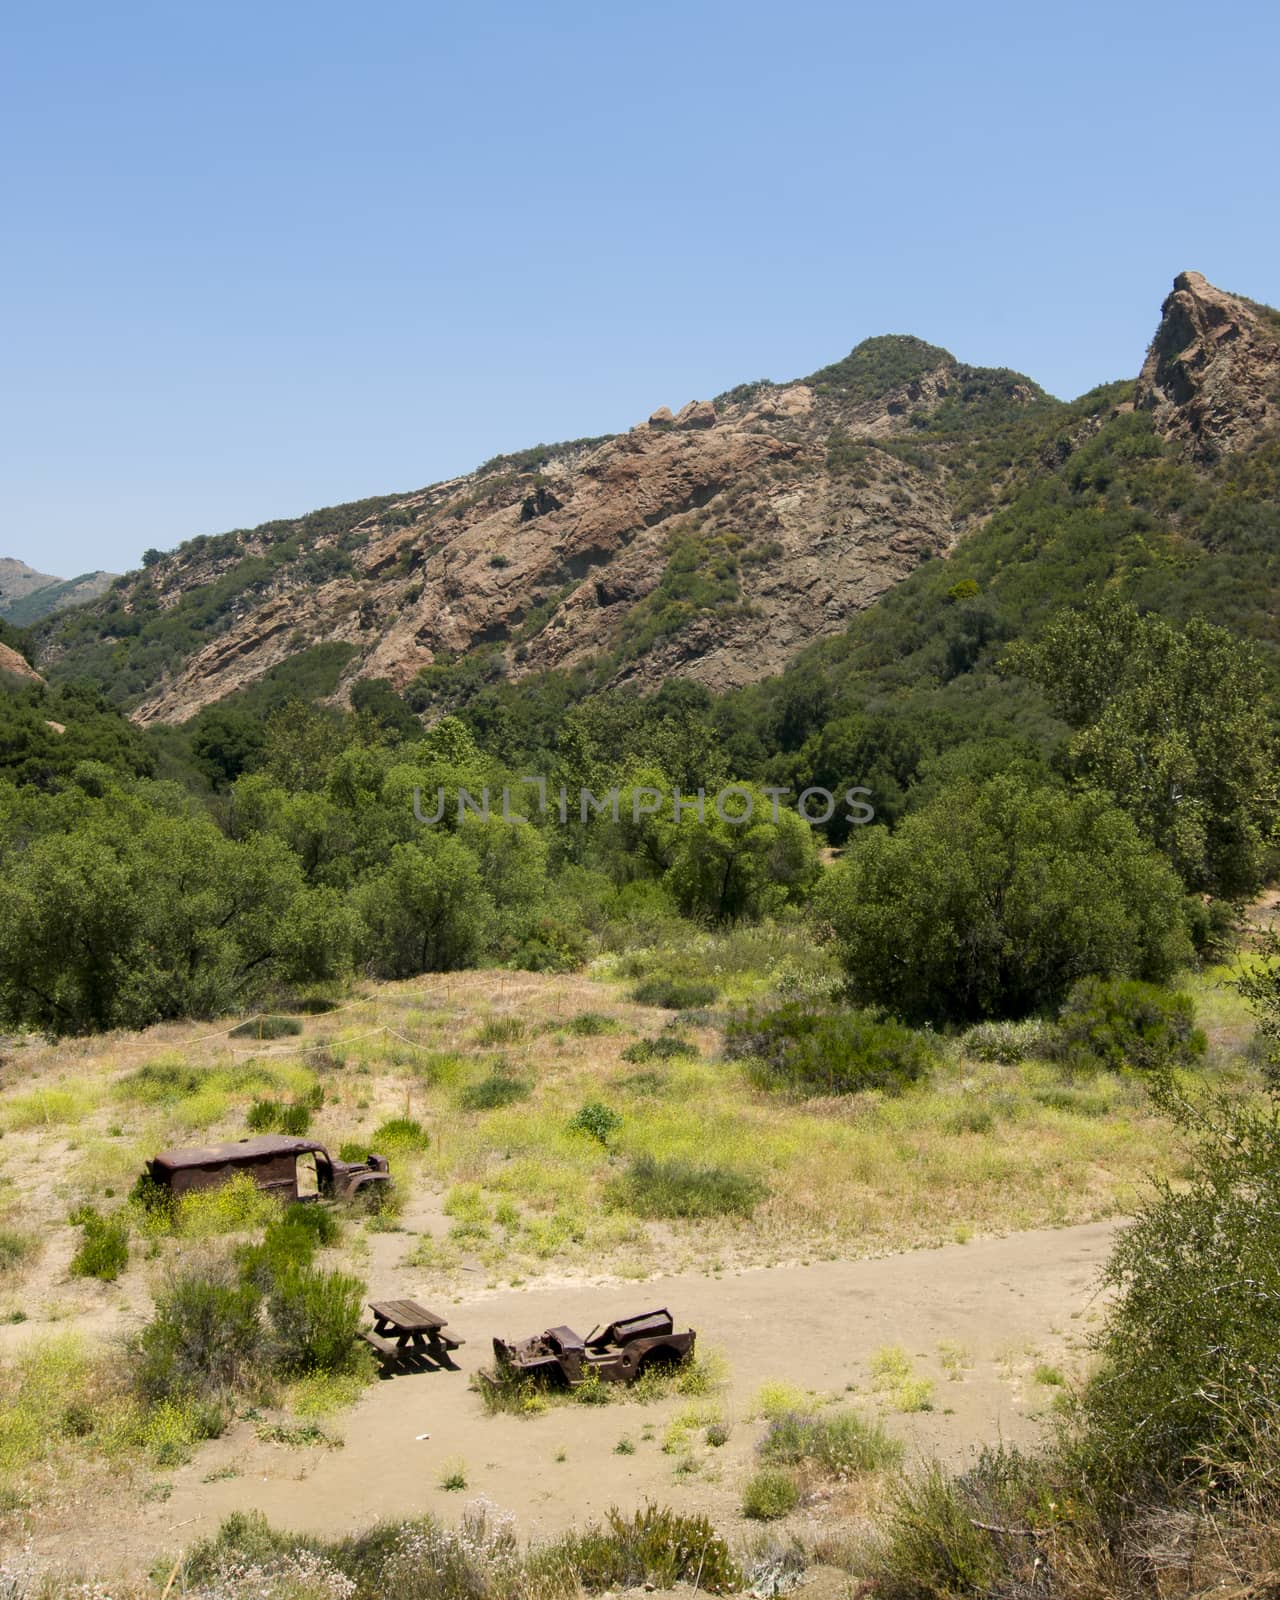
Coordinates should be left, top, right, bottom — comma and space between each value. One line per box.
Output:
29, 272, 1280, 732
0, 559, 117, 625
32, 345, 1056, 723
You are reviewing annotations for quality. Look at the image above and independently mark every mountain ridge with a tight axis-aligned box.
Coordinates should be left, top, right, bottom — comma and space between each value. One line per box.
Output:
28, 273, 1280, 729
0, 557, 117, 626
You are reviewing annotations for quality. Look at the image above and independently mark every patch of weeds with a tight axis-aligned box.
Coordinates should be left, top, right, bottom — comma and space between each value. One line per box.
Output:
443, 1183, 491, 1242
566, 1011, 618, 1036
246, 1098, 313, 1135
572, 1370, 614, 1407
267, 1266, 364, 1376
0, 1227, 38, 1275
255, 1419, 342, 1448
662, 1402, 723, 1453
68, 1206, 129, 1282
606, 1155, 765, 1219
457, 1067, 531, 1111
230, 1017, 303, 1041
619, 1069, 670, 1096
938, 1341, 973, 1379
631, 976, 719, 1009
287, 1366, 371, 1418
632, 1348, 726, 1404
1033, 1363, 1066, 1388
141, 1396, 227, 1465
556, 1503, 741, 1593
759, 1409, 902, 1475
370, 1117, 430, 1153
473, 1369, 550, 1417
706, 1420, 731, 1447
751, 1380, 818, 1420
741, 1466, 800, 1520
869, 1347, 935, 1412
1033, 1085, 1112, 1117
620, 1035, 699, 1064
614, 1435, 636, 1455
438, 1457, 468, 1490
474, 1016, 526, 1046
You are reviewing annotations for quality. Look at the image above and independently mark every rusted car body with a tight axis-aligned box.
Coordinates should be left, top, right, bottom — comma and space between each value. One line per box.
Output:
492, 1308, 695, 1386
145, 1135, 390, 1203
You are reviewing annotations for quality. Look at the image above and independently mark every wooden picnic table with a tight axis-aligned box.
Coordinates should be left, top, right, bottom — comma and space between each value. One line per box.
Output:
362, 1298, 464, 1372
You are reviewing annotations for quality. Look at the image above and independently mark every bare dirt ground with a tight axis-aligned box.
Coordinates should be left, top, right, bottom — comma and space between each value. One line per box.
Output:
28, 1217, 1116, 1579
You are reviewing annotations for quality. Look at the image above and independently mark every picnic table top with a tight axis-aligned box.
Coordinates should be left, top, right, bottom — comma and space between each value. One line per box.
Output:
369, 1298, 449, 1334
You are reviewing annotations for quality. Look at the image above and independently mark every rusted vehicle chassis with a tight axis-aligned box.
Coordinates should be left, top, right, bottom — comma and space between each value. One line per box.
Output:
145, 1135, 390, 1203
492, 1308, 695, 1386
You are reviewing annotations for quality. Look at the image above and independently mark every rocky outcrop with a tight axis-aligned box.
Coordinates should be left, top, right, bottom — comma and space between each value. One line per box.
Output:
1136, 271, 1280, 459
121, 365, 980, 723
38, 325, 1100, 723
0, 642, 43, 684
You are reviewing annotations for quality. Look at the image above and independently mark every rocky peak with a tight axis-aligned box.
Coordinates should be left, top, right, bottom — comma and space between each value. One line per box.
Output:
1136, 271, 1280, 459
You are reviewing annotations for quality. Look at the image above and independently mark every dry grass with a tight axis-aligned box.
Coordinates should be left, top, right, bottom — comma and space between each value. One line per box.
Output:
0, 962, 1258, 1304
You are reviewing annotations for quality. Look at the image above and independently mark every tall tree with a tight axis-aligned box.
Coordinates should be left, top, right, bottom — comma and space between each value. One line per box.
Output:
1008, 594, 1277, 896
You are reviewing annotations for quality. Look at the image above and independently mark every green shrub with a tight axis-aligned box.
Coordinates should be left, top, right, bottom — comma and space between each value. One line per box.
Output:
567, 1101, 622, 1145
238, 1204, 338, 1292
620, 1035, 699, 1063
631, 977, 719, 1009
758, 1408, 902, 1475
507, 914, 590, 974
132, 1263, 267, 1403
565, 1011, 617, 1036
267, 1266, 364, 1375
1073, 1077, 1280, 1497
561, 1503, 741, 1593
457, 1068, 532, 1111
246, 1097, 313, 1135
68, 1206, 129, 1282
817, 776, 1193, 1024
230, 1016, 303, 1040
607, 1155, 766, 1219
280, 1200, 340, 1246
962, 1018, 1049, 1064
741, 1466, 800, 1520
725, 1002, 936, 1096
370, 1116, 430, 1153
1051, 976, 1206, 1074
875, 1460, 1008, 1595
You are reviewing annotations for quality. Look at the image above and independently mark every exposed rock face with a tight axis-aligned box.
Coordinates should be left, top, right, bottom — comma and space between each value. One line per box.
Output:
115, 372, 983, 723
0, 642, 43, 684
1136, 271, 1280, 459
36, 333, 1072, 724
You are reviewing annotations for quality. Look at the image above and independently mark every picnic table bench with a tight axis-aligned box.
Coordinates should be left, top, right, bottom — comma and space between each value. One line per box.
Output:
361, 1299, 464, 1374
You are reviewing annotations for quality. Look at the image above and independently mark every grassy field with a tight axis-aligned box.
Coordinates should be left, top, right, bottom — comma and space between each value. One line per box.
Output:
0, 925, 1263, 1563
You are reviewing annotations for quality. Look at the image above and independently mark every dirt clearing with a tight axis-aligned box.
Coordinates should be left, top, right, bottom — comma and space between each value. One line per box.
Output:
42, 1217, 1116, 1577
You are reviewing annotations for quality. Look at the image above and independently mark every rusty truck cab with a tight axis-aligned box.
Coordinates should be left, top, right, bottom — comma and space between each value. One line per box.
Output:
145, 1135, 390, 1203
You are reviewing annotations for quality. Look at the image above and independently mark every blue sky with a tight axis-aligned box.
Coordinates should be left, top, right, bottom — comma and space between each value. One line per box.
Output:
5, 1, 1279, 579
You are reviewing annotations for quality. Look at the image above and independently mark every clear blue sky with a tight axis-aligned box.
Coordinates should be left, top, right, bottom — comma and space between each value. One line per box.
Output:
5, 0, 1278, 579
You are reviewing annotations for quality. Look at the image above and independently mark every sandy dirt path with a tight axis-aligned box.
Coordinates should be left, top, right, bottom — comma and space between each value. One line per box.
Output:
45, 1217, 1118, 1576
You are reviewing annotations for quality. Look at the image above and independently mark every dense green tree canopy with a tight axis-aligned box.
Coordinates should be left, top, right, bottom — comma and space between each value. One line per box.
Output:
817, 776, 1193, 1024
1008, 594, 1276, 897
